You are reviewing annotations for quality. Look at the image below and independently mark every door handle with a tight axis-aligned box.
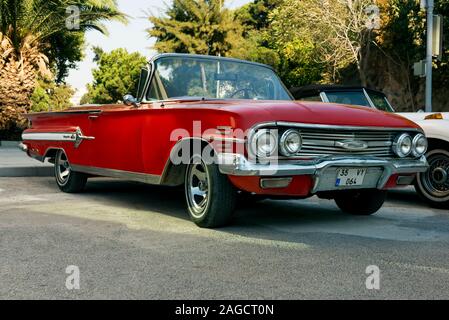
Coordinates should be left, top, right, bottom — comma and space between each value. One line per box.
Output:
88, 110, 102, 120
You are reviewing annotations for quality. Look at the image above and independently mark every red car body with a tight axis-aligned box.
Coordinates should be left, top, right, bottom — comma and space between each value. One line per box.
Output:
21, 54, 429, 227
23, 100, 423, 192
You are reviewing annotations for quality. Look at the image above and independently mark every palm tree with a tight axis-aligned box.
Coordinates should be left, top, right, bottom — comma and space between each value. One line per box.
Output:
0, 0, 126, 131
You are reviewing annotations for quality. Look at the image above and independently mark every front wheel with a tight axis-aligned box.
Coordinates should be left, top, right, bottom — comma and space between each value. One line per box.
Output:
415, 149, 449, 208
334, 189, 387, 215
54, 150, 87, 193
185, 157, 237, 228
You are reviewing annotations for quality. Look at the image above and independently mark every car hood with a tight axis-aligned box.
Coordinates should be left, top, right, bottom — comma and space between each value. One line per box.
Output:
180, 100, 421, 129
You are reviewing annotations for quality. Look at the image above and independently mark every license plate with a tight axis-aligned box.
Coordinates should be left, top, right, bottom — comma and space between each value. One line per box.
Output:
335, 168, 367, 187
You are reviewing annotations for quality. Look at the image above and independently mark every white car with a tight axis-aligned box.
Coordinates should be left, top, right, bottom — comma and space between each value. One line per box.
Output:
291, 85, 449, 208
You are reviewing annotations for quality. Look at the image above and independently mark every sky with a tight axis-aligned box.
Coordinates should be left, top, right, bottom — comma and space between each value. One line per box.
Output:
67, 0, 251, 104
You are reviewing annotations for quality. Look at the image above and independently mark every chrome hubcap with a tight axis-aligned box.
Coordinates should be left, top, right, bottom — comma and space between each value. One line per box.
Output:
432, 167, 448, 185
422, 154, 449, 198
56, 151, 71, 185
186, 161, 209, 218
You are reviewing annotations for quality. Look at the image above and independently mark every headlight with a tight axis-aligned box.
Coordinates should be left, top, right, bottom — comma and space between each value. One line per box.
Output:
393, 133, 412, 157
279, 129, 302, 156
252, 129, 277, 158
412, 133, 428, 157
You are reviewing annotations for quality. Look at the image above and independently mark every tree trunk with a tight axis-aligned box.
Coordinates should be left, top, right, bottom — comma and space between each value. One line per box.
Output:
0, 33, 44, 131
0, 57, 36, 130
0, 58, 36, 108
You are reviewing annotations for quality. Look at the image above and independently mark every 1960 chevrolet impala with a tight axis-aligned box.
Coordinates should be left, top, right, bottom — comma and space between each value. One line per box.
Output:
21, 54, 429, 227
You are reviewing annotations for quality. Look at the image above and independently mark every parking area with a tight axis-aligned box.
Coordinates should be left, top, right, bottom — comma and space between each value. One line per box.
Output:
1, 176, 449, 299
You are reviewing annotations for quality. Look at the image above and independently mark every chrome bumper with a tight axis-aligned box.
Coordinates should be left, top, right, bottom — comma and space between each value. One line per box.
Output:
218, 154, 429, 192
18, 143, 28, 152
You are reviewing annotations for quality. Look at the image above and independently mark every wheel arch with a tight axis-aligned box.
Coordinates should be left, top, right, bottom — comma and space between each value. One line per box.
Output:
427, 138, 449, 152
43, 147, 66, 163
160, 138, 217, 186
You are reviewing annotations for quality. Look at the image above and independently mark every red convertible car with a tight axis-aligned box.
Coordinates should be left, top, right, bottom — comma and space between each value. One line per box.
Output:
21, 54, 428, 227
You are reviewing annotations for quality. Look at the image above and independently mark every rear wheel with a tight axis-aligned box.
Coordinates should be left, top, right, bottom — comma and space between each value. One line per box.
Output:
334, 189, 386, 215
185, 156, 236, 228
54, 150, 87, 193
415, 149, 449, 208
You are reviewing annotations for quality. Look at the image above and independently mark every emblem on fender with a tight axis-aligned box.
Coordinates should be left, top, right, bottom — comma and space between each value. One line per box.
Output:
336, 140, 369, 151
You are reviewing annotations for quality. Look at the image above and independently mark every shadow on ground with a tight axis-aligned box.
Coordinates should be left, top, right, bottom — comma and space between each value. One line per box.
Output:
77, 179, 415, 238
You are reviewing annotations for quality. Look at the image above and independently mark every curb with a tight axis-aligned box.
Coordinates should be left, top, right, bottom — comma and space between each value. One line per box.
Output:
0, 141, 53, 177
0, 166, 53, 177
0, 141, 20, 148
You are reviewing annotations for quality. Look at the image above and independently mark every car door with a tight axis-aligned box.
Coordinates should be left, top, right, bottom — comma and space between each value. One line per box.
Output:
86, 67, 153, 173
86, 106, 146, 173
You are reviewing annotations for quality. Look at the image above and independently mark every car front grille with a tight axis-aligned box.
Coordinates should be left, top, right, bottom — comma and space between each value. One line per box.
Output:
297, 129, 395, 158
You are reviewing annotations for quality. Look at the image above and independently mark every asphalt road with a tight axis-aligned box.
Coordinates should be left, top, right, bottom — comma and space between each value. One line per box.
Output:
1, 177, 449, 299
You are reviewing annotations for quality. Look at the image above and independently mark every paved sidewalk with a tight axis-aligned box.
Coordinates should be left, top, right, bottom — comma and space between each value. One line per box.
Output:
0, 146, 52, 177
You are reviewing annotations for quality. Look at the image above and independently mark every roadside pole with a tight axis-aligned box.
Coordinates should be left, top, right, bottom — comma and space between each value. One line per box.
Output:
425, 0, 434, 112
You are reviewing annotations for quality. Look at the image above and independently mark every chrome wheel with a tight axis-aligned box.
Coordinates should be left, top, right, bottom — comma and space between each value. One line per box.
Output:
184, 155, 237, 228
417, 149, 449, 202
55, 150, 71, 186
186, 160, 210, 218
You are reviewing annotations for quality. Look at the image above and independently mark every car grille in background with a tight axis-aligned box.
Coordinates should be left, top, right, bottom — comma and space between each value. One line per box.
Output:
296, 129, 396, 158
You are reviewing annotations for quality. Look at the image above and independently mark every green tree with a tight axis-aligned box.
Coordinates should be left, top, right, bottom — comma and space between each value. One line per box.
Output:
233, 0, 323, 87
31, 79, 74, 112
235, 0, 281, 30
365, 0, 449, 111
47, 31, 86, 83
269, 0, 377, 85
148, 0, 245, 56
81, 48, 147, 104
0, 0, 126, 131
231, 0, 281, 67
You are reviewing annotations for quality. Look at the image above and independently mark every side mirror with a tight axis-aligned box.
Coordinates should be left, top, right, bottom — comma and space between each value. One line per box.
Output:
123, 94, 140, 107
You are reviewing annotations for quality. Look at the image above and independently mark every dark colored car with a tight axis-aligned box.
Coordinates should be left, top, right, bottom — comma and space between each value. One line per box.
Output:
290, 85, 395, 112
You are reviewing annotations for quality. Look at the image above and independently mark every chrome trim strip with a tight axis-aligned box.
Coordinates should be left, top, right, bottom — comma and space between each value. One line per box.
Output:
71, 165, 162, 185
208, 137, 246, 143
22, 127, 95, 148
320, 92, 330, 103
149, 53, 275, 71
275, 121, 423, 133
22, 132, 77, 142
25, 109, 103, 116
363, 88, 376, 109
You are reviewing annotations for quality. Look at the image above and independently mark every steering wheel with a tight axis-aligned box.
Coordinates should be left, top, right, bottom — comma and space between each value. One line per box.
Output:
229, 88, 258, 99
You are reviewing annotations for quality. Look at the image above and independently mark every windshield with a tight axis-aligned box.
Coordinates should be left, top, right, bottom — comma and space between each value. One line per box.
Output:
367, 91, 395, 112
325, 91, 371, 107
146, 56, 292, 101
324, 90, 395, 113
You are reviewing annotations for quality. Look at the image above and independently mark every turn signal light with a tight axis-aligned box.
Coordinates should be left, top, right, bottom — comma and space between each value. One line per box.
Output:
424, 113, 443, 120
